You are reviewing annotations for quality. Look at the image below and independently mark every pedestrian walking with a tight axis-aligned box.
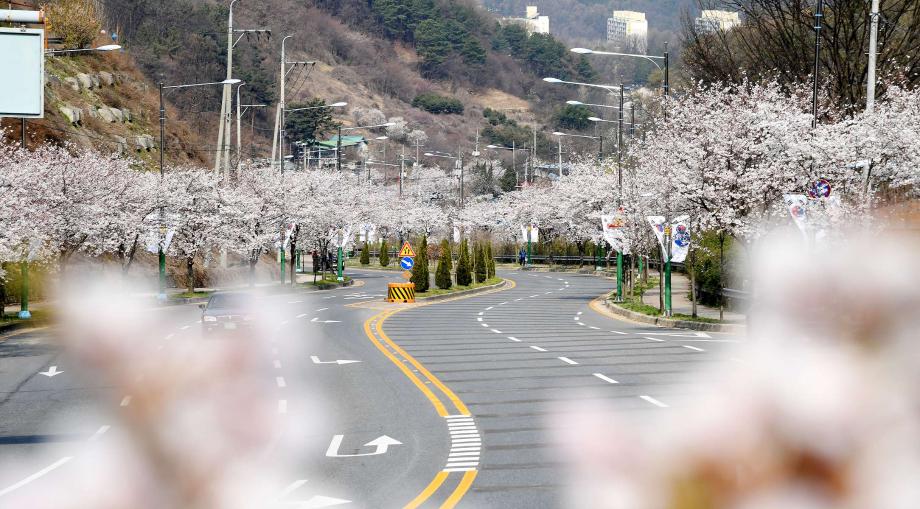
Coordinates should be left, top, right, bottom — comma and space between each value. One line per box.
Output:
312, 250, 320, 282
519, 247, 526, 267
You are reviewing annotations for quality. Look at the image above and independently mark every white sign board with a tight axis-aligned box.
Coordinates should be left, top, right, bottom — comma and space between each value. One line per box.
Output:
0, 28, 45, 118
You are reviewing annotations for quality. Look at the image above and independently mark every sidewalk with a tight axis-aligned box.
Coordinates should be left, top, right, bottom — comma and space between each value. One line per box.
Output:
641, 270, 746, 323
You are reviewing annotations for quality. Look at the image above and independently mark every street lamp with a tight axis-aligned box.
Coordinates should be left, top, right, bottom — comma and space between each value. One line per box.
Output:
424, 151, 465, 206
571, 45, 669, 97
156, 77, 240, 300
486, 143, 530, 187
286, 101, 347, 113
45, 44, 122, 55
543, 77, 620, 91
567, 100, 621, 110
552, 131, 602, 176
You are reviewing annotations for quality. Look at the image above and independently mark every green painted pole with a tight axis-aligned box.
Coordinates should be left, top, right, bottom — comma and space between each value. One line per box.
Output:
18, 260, 30, 319
527, 239, 532, 267
158, 248, 166, 301
616, 251, 623, 301
665, 258, 672, 316
337, 246, 344, 281
280, 248, 286, 285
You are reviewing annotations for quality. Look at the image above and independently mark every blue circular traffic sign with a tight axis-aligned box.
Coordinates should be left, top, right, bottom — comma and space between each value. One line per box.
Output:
400, 257, 415, 270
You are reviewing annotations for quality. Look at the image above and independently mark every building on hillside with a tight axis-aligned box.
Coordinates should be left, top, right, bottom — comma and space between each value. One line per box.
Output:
606, 10, 648, 54
695, 10, 741, 33
501, 6, 550, 35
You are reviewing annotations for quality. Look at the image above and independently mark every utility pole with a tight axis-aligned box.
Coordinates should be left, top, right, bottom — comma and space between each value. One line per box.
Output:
215, 1, 268, 179
866, 0, 881, 113
812, 0, 824, 128
617, 84, 624, 191
512, 139, 517, 188
399, 145, 404, 197
272, 37, 313, 171
557, 137, 563, 179
459, 150, 465, 207
158, 83, 167, 302
663, 41, 670, 97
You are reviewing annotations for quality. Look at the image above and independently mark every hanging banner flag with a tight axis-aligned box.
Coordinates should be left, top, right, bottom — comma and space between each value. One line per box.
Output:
453, 226, 461, 244
670, 218, 691, 263
783, 194, 809, 238
146, 229, 175, 254
647, 216, 667, 258
359, 224, 377, 244
601, 208, 630, 254
520, 224, 539, 243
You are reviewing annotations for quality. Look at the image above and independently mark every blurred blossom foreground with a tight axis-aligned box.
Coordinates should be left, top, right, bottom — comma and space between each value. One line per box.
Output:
560, 232, 920, 509
3, 232, 920, 509
3, 283, 315, 509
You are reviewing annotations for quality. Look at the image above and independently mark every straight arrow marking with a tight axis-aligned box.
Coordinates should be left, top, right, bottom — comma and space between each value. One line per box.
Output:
39, 366, 63, 377
311, 356, 361, 365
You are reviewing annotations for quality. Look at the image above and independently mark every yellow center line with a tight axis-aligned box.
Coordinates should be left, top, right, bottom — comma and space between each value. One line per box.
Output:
440, 470, 478, 509
403, 471, 450, 509
360, 277, 514, 509
363, 311, 449, 416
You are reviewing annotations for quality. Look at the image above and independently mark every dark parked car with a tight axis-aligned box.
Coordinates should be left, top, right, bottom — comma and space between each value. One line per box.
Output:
200, 293, 256, 335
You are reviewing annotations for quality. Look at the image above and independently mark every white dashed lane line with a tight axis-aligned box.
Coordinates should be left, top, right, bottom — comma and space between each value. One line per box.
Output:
645, 337, 666, 342
529, 346, 547, 352
593, 373, 619, 384
558, 356, 579, 365
278, 400, 288, 414
273, 360, 282, 369
276, 377, 286, 388
481, 323, 489, 328
508, 337, 521, 342
682, 345, 705, 352
490, 329, 503, 334
640, 395, 669, 408
120, 396, 131, 407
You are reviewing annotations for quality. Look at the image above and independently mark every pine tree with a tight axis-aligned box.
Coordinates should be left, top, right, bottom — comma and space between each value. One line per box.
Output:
435, 239, 453, 289
360, 241, 370, 265
411, 235, 430, 292
475, 243, 487, 283
486, 243, 496, 279
455, 239, 472, 286
379, 239, 390, 267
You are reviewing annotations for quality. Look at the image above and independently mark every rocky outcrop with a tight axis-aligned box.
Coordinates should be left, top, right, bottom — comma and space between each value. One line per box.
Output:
76, 73, 94, 90
134, 135, 155, 151
59, 105, 82, 126
63, 77, 81, 91
98, 71, 115, 86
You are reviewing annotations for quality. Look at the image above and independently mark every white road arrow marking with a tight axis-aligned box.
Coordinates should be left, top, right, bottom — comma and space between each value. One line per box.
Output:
39, 366, 63, 377
298, 495, 352, 508
310, 356, 361, 365
641, 331, 712, 338
325, 434, 402, 457
310, 317, 341, 323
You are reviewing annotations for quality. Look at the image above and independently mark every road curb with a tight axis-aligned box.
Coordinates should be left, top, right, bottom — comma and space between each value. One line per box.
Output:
159, 279, 356, 307
417, 279, 508, 302
601, 299, 746, 333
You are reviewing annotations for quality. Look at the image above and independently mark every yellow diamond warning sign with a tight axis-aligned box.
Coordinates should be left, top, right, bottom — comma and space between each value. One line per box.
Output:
399, 241, 416, 258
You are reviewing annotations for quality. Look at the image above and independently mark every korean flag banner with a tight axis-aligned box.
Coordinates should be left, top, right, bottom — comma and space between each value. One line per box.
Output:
647, 216, 667, 258
783, 194, 809, 239
670, 219, 691, 263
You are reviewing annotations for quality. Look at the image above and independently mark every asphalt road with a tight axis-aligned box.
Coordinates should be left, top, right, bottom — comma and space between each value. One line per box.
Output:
0, 268, 741, 508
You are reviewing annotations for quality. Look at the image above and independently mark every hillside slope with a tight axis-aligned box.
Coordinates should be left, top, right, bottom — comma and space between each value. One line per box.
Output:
1, 38, 208, 167
98, 0, 594, 161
